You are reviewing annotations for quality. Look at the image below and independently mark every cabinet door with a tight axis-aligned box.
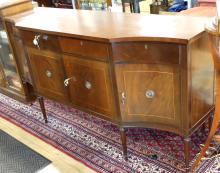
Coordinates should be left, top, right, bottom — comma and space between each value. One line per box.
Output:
0, 20, 22, 91
63, 55, 115, 119
116, 64, 180, 127
27, 48, 68, 102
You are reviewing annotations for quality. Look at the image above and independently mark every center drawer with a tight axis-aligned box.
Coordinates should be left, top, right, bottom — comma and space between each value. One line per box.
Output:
59, 37, 109, 61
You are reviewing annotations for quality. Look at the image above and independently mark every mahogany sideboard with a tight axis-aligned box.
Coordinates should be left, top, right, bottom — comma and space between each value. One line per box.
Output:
6, 8, 215, 172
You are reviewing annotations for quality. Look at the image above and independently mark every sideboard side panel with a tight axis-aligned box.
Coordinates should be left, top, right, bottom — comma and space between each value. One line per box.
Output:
189, 33, 215, 130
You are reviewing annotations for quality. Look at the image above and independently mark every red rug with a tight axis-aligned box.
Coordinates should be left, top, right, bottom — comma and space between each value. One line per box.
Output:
0, 93, 219, 173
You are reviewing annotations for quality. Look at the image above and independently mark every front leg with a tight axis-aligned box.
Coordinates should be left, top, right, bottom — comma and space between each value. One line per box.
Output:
38, 96, 48, 123
184, 137, 191, 173
120, 127, 128, 161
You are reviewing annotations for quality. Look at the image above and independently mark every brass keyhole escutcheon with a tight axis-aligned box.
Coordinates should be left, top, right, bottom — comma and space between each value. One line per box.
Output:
145, 90, 155, 98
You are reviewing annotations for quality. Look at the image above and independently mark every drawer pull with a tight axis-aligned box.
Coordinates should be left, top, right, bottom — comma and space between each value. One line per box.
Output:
121, 92, 126, 104
33, 35, 40, 49
145, 90, 155, 98
45, 70, 52, 78
64, 78, 71, 86
85, 81, 92, 90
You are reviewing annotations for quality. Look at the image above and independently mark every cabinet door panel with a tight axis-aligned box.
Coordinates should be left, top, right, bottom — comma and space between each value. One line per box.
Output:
63, 55, 114, 119
28, 49, 67, 101
116, 64, 180, 127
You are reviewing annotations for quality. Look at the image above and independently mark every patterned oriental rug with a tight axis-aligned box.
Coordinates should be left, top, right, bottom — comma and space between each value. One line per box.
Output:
0, 93, 219, 173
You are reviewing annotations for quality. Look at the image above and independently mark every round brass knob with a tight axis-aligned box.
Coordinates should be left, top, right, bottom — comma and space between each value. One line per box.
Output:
45, 70, 52, 78
85, 81, 92, 90
145, 90, 155, 98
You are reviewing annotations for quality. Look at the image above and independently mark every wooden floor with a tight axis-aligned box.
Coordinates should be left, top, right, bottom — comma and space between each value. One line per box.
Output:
0, 116, 96, 173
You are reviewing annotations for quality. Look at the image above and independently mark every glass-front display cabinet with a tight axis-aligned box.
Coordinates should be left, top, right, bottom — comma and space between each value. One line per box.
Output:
35, 0, 111, 11
0, 0, 35, 102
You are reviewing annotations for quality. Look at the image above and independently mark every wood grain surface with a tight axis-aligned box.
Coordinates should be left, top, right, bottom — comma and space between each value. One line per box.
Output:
6, 7, 212, 44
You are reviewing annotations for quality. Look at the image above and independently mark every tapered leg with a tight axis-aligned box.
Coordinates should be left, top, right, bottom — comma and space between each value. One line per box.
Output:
184, 137, 191, 173
208, 116, 213, 130
38, 96, 48, 123
120, 127, 128, 161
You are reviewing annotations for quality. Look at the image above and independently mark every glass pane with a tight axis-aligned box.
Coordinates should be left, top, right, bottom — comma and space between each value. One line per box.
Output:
13, 37, 32, 84
0, 20, 21, 91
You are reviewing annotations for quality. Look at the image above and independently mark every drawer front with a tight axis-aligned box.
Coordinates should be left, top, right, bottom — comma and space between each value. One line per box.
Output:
20, 30, 60, 52
59, 37, 109, 60
112, 42, 179, 64
116, 64, 180, 127
63, 55, 114, 118
28, 49, 67, 101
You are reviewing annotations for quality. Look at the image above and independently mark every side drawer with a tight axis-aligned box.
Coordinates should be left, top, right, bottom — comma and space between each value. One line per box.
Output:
112, 42, 179, 64
20, 30, 61, 52
59, 37, 109, 60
